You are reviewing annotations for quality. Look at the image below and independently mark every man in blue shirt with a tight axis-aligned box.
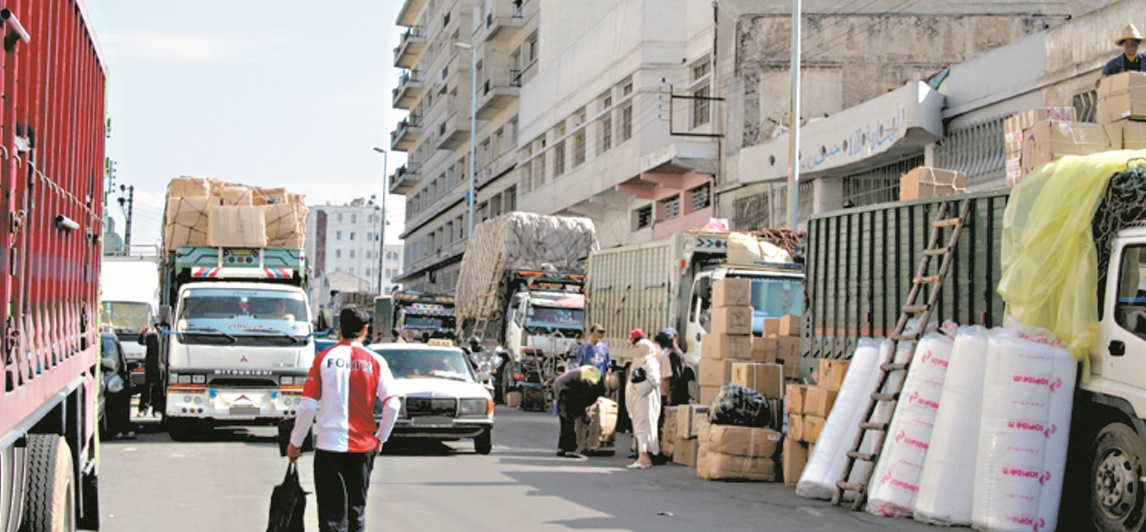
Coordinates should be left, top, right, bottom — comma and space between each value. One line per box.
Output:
1103, 24, 1145, 76
575, 323, 611, 374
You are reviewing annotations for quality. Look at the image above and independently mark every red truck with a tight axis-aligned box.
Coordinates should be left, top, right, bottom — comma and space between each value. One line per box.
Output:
0, 1, 107, 529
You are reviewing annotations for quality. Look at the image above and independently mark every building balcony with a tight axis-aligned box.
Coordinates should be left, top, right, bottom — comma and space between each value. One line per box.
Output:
392, 70, 425, 110
393, 26, 426, 69
390, 115, 423, 152
434, 111, 471, 151
390, 163, 421, 195
476, 0, 525, 43
396, 0, 429, 27
476, 68, 520, 119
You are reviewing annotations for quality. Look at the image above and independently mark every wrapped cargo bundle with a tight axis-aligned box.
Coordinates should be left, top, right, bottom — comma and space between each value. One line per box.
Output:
708, 383, 770, 428
163, 176, 307, 252
208, 205, 267, 248
696, 424, 782, 481
971, 327, 1076, 532
914, 326, 991, 526
164, 196, 212, 250
454, 212, 598, 323
796, 338, 883, 500
866, 331, 955, 517
264, 202, 308, 249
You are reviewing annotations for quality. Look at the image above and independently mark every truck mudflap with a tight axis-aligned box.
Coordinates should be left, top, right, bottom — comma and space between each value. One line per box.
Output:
165, 387, 305, 420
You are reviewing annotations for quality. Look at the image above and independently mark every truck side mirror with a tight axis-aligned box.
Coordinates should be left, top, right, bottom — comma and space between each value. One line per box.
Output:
158, 305, 172, 327
101, 357, 118, 373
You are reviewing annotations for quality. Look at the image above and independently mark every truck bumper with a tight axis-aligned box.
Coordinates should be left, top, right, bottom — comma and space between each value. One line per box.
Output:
165, 386, 304, 421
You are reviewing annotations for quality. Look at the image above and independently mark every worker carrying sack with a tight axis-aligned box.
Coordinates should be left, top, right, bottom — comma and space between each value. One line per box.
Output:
709, 383, 770, 428
266, 462, 308, 532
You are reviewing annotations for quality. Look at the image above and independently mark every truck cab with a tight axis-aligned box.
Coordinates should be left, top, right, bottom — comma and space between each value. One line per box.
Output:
685, 264, 805, 359
504, 291, 585, 362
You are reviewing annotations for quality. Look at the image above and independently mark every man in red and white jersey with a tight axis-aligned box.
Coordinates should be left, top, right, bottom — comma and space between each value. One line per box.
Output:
287, 307, 400, 532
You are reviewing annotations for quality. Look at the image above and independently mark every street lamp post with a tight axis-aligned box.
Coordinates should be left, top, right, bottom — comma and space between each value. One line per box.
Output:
455, 42, 478, 238
372, 147, 388, 294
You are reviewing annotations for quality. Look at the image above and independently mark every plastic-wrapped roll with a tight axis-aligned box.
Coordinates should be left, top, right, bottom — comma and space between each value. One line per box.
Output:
795, 338, 883, 500
866, 331, 955, 517
971, 327, 1076, 532
914, 326, 991, 525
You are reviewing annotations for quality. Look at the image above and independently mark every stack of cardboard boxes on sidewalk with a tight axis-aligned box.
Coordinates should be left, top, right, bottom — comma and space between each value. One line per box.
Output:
663, 404, 709, 467
781, 360, 850, 485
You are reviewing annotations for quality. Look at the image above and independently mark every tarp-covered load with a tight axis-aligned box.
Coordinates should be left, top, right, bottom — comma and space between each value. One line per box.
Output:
163, 176, 308, 253
454, 212, 598, 327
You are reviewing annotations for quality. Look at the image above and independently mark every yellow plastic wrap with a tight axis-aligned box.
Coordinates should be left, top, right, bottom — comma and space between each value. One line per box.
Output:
1000, 150, 1146, 377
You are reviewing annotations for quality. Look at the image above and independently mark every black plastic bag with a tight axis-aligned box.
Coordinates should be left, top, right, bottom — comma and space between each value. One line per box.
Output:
267, 462, 308, 532
708, 383, 770, 428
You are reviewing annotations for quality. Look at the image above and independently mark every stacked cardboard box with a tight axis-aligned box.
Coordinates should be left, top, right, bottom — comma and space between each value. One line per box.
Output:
699, 278, 753, 403
1003, 107, 1075, 186
758, 315, 801, 379
1019, 120, 1121, 176
781, 359, 849, 485
1098, 72, 1146, 124
899, 167, 966, 201
696, 424, 783, 481
669, 404, 709, 467
164, 176, 308, 253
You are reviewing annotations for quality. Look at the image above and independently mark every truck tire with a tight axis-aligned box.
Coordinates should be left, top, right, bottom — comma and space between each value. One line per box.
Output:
474, 429, 492, 455
1092, 423, 1146, 532
18, 435, 75, 532
166, 418, 203, 442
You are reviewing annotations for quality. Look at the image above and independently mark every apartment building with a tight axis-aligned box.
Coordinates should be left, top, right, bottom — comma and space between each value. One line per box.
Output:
390, 0, 535, 293
306, 200, 402, 300
517, 0, 719, 248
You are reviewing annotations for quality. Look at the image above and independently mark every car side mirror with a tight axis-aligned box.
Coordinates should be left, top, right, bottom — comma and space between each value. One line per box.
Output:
158, 305, 173, 328
101, 357, 118, 373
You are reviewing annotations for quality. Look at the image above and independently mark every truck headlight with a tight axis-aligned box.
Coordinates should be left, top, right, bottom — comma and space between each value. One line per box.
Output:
176, 374, 190, 384
280, 376, 294, 386
191, 374, 206, 384
459, 398, 492, 416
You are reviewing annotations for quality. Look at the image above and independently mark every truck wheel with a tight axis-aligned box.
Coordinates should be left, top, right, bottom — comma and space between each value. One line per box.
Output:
18, 435, 76, 532
474, 429, 492, 455
166, 418, 202, 442
1092, 423, 1146, 532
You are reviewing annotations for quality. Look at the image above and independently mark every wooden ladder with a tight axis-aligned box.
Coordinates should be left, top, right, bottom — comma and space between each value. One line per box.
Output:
469, 250, 506, 342
831, 198, 972, 510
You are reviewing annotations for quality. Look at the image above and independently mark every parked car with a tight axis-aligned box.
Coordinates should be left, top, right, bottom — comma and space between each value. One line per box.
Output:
100, 332, 133, 439
369, 343, 494, 454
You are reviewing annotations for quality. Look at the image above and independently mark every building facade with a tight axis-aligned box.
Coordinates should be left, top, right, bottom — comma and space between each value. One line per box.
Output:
306, 200, 402, 302
391, 0, 534, 293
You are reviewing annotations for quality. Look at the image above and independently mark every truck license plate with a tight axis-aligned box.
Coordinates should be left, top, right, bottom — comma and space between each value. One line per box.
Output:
229, 406, 261, 417
411, 416, 453, 427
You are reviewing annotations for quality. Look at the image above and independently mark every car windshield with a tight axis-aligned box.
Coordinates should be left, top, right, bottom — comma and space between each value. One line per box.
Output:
178, 288, 311, 338
374, 348, 475, 382
100, 301, 152, 333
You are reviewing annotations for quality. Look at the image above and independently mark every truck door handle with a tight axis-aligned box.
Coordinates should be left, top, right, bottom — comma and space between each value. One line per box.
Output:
1110, 340, 1126, 357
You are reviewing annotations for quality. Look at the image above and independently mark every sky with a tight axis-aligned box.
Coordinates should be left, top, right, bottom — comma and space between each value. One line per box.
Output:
84, 0, 408, 251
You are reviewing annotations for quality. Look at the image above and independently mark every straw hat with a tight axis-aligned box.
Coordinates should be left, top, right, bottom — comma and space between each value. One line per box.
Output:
1116, 23, 1144, 45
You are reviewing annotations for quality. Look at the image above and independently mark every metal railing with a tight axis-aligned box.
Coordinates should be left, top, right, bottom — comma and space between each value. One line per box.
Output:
933, 116, 1006, 189
510, 69, 522, 87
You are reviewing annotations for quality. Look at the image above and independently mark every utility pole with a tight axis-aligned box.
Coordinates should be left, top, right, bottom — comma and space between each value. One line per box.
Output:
117, 184, 134, 255
787, 0, 801, 230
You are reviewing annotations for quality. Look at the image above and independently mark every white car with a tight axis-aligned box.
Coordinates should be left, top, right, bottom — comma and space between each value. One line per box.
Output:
369, 343, 495, 454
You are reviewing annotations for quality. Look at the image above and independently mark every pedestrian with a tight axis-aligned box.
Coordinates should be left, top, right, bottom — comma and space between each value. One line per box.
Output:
552, 365, 604, 458
625, 328, 661, 469
574, 323, 611, 375
563, 333, 583, 362
137, 325, 161, 417
1104, 24, 1145, 76
402, 328, 416, 343
660, 328, 690, 406
287, 307, 401, 532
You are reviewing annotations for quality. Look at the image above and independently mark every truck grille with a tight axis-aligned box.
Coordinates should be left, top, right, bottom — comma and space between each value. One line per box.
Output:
405, 397, 456, 417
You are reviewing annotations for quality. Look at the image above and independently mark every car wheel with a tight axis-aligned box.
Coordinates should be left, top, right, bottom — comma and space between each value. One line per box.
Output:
1092, 423, 1146, 532
474, 429, 492, 455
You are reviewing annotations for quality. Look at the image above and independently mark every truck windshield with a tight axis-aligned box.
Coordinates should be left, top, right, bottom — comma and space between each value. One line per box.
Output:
527, 306, 584, 329
178, 288, 310, 343
100, 301, 152, 333
749, 277, 804, 317
405, 315, 455, 330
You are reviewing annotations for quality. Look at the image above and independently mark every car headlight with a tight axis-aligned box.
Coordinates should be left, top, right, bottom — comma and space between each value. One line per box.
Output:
191, 374, 206, 384
459, 398, 492, 416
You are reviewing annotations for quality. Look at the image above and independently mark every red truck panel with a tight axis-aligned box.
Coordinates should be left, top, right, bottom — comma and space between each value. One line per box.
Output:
0, 0, 106, 439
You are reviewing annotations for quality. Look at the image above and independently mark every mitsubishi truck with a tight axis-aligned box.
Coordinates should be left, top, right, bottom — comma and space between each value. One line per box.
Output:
585, 230, 805, 362
802, 154, 1146, 531
0, 2, 107, 527
392, 290, 457, 341
159, 218, 314, 440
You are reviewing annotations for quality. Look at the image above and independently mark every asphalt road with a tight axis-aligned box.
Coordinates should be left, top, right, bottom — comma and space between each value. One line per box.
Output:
97, 406, 934, 531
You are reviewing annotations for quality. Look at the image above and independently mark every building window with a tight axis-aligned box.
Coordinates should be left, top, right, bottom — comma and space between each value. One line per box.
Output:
633, 205, 653, 230
350, 232, 356, 241
572, 131, 586, 166
620, 105, 633, 142
599, 117, 612, 154
336, 249, 342, 258
535, 153, 546, 185
336, 231, 342, 241
527, 34, 538, 62
351, 214, 357, 224
554, 141, 565, 176
366, 268, 372, 278
337, 213, 343, 222
693, 86, 711, 128
366, 251, 373, 259
505, 185, 516, 211
689, 182, 712, 212
520, 165, 533, 193
350, 250, 356, 259
692, 60, 711, 81
621, 81, 633, 97
350, 267, 355, 276
658, 195, 681, 221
